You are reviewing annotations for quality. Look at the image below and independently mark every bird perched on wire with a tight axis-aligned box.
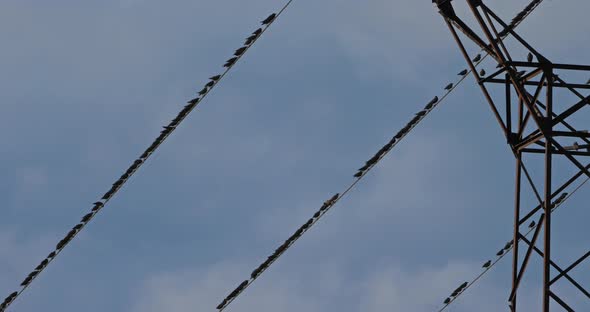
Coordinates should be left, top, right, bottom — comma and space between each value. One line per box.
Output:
205, 81, 215, 88
482, 260, 492, 268
244, 35, 257, 45
479, 68, 486, 77
528, 220, 536, 228
425, 96, 438, 110
496, 249, 504, 256
261, 13, 276, 25
444, 83, 453, 90
234, 46, 247, 56
527, 52, 534, 62
458, 69, 468, 76
198, 87, 208, 95
224, 57, 238, 68
472, 54, 482, 62
444, 297, 451, 304
252, 28, 262, 37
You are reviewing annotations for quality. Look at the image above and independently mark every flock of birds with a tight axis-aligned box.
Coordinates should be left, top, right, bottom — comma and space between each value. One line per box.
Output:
2, 0, 588, 310
0, 11, 279, 312
216, 193, 339, 310
439, 192, 569, 309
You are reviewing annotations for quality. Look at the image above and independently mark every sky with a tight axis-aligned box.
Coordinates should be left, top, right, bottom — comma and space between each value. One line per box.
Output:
0, 0, 589, 311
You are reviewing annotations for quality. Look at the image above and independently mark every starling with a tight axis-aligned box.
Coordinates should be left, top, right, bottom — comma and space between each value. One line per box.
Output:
81, 212, 93, 223
460, 282, 468, 289
261, 13, 276, 25
496, 249, 504, 256
48, 251, 56, 259
245, 34, 257, 45
252, 28, 262, 36
472, 54, 482, 62
479, 68, 486, 77
504, 241, 513, 250
234, 46, 247, 56
93, 201, 103, 206
444, 83, 453, 90
224, 57, 238, 68
458, 69, 468, 76
415, 110, 426, 117
21, 276, 32, 286
73, 223, 83, 232
198, 87, 208, 95
209, 75, 221, 81
527, 52, 533, 62
187, 97, 200, 105
313, 210, 321, 218
482, 260, 492, 268
216, 299, 227, 310
444, 297, 451, 304
425, 96, 438, 110
528, 220, 536, 228
354, 171, 363, 178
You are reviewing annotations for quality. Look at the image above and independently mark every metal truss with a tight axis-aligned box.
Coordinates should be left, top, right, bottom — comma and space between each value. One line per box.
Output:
432, 0, 590, 311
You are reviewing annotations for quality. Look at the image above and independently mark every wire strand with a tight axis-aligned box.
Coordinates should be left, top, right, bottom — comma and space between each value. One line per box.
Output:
0, 6, 291, 312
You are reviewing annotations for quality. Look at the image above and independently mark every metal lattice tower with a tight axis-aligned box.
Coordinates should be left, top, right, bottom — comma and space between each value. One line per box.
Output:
433, 0, 589, 311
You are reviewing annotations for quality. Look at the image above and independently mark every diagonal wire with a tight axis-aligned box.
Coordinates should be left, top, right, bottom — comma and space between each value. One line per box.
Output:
0, 4, 292, 311
437, 176, 589, 311
215, 0, 548, 310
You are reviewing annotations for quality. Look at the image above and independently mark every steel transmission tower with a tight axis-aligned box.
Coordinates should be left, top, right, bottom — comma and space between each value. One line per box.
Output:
432, 0, 589, 311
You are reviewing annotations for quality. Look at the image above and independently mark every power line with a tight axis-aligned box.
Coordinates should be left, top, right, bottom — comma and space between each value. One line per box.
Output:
0, 6, 292, 312
215, 0, 549, 310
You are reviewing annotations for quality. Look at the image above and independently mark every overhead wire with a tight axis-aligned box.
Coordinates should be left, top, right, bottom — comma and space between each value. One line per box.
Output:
215, 0, 549, 310
0, 4, 292, 311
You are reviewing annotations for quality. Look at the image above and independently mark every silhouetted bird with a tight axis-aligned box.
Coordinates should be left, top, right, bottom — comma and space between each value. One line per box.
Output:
37, 259, 49, 270
354, 171, 363, 178
187, 97, 200, 105
48, 251, 56, 259
451, 289, 460, 297
313, 210, 321, 218
262, 13, 276, 25
425, 96, 438, 110
472, 54, 482, 62
460, 282, 468, 289
527, 52, 533, 62
224, 57, 238, 68
496, 249, 504, 256
504, 241, 513, 250
245, 35, 257, 45
415, 110, 426, 117
21, 276, 32, 286
483, 260, 492, 268
73, 224, 83, 232
458, 69, 468, 76
81, 213, 93, 223
528, 220, 536, 228
480, 69, 486, 77
252, 28, 262, 36
234, 46, 247, 56
444, 297, 451, 304
209, 75, 221, 81
358, 164, 369, 171
216, 299, 227, 310
198, 87, 208, 95
444, 83, 453, 90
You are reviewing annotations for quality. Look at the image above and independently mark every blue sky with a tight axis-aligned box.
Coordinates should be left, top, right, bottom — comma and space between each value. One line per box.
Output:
0, 0, 589, 311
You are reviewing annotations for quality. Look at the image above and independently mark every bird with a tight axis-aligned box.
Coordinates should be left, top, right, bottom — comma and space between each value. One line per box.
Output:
205, 81, 215, 88
224, 57, 238, 68
261, 13, 276, 25
460, 282, 468, 289
313, 211, 321, 218
425, 96, 439, 110
163, 125, 175, 131
458, 69, 468, 76
47, 251, 56, 259
528, 220, 536, 228
472, 54, 482, 62
198, 87, 208, 95
252, 28, 262, 36
234, 46, 247, 56
187, 97, 200, 105
527, 52, 534, 62
496, 249, 504, 256
444, 83, 453, 90
209, 75, 221, 81
73, 224, 83, 232
81, 213, 93, 223
415, 110, 426, 117
504, 241, 513, 250
482, 260, 492, 268
21, 276, 32, 286
354, 171, 363, 178
479, 68, 486, 77
244, 34, 257, 45
444, 297, 451, 304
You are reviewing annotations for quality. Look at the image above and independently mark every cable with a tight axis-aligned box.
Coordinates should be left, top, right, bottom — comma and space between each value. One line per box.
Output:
0, 6, 291, 312
215, 0, 548, 310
